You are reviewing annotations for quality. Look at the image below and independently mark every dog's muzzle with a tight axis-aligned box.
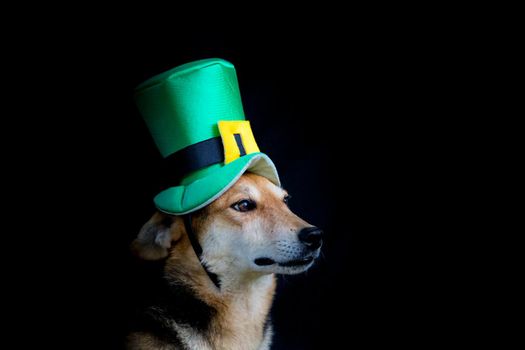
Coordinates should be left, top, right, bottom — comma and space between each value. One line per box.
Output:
254, 226, 323, 267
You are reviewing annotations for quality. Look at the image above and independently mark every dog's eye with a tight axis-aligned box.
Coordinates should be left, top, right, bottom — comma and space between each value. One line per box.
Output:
284, 195, 291, 205
232, 199, 256, 212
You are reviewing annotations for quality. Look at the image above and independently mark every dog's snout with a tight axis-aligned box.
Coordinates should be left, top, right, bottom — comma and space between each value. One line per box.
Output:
298, 227, 323, 250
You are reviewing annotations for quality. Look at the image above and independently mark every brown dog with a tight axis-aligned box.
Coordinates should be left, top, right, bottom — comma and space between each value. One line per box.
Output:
127, 173, 322, 350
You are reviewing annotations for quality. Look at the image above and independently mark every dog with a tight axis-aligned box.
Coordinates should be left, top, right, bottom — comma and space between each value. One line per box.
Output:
127, 172, 322, 350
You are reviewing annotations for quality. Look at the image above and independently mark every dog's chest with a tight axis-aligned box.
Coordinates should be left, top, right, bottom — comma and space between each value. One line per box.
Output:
177, 317, 267, 350
204, 277, 275, 350
214, 296, 270, 349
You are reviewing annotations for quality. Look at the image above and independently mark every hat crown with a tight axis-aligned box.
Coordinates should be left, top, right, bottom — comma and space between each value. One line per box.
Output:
135, 58, 245, 157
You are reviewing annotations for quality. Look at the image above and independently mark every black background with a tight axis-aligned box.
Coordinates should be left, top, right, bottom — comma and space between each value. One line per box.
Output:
12, 25, 468, 348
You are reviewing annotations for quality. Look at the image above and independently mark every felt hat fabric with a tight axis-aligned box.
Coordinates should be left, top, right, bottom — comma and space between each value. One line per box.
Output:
135, 58, 280, 214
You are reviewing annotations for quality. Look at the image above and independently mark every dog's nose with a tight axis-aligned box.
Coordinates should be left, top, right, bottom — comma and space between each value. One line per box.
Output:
298, 227, 323, 250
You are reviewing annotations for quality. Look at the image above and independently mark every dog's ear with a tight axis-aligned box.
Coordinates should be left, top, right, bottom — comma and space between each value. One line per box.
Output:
131, 212, 183, 260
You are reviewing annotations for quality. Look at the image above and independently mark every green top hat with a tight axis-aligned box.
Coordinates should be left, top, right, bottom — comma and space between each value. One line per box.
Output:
135, 58, 280, 214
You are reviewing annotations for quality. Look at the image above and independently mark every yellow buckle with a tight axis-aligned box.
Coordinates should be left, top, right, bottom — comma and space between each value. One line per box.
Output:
218, 120, 260, 164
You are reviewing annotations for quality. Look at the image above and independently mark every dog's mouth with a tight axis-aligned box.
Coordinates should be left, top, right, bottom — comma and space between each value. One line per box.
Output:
254, 257, 314, 267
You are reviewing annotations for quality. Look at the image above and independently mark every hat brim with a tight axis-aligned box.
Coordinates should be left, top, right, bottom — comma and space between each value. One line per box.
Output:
154, 153, 280, 215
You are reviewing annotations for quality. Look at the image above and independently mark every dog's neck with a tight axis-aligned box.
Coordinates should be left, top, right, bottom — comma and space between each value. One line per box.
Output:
158, 253, 276, 350
213, 273, 276, 350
